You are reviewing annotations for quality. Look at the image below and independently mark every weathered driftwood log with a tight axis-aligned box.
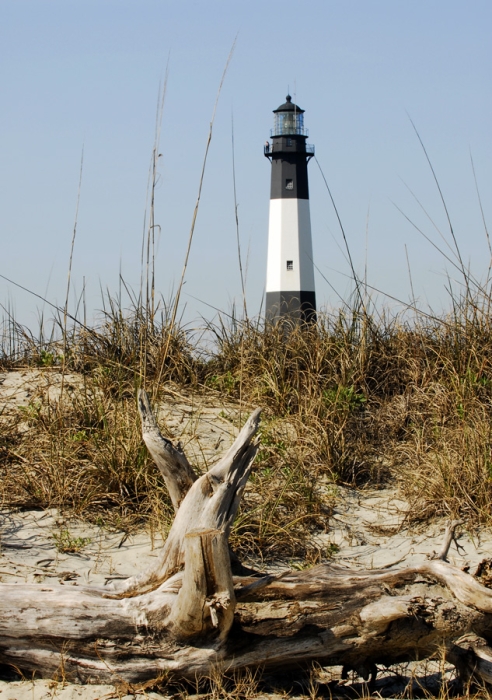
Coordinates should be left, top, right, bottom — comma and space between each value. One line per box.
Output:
2, 390, 492, 687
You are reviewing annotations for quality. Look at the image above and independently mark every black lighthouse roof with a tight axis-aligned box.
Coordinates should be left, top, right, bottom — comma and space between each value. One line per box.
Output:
273, 95, 305, 114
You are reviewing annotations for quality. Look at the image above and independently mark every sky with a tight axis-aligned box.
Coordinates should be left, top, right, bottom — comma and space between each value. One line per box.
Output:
1, 0, 491, 332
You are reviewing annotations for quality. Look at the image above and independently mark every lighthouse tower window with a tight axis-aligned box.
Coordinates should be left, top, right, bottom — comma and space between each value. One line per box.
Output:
286, 260, 293, 271
285, 179, 293, 190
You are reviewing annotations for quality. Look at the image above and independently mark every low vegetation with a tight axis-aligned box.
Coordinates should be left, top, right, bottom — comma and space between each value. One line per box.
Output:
2, 283, 492, 561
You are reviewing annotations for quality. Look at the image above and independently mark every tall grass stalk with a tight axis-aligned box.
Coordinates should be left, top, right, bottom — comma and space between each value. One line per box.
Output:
155, 38, 237, 393
63, 145, 84, 361
3, 275, 492, 552
231, 111, 247, 319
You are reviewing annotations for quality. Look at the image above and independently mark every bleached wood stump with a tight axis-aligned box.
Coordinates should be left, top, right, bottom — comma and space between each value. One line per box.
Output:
2, 390, 492, 687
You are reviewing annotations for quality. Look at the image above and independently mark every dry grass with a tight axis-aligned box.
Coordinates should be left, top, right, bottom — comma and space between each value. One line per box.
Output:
203, 294, 492, 527
2, 285, 492, 553
113, 659, 492, 700
0, 368, 174, 533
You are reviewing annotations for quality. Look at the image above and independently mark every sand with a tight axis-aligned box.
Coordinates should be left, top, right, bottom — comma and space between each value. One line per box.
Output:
1, 368, 491, 697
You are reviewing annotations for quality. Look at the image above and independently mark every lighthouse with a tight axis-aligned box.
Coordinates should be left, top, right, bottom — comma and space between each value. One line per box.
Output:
264, 95, 316, 323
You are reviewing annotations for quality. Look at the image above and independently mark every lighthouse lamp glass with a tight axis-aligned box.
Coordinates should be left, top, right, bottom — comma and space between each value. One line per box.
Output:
273, 111, 305, 136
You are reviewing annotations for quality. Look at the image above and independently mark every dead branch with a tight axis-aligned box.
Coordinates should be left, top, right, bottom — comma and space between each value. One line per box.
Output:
1, 397, 492, 689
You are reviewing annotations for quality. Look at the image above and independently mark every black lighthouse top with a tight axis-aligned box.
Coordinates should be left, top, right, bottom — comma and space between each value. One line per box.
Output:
271, 95, 308, 137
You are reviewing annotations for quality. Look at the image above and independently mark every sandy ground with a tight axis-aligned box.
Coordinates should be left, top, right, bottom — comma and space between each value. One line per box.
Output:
0, 679, 168, 700
2, 488, 490, 587
321, 486, 492, 570
1, 369, 491, 697
0, 368, 243, 466
1, 489, 488, 698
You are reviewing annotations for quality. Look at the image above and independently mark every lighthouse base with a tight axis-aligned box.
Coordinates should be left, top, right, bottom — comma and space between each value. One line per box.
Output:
266, 290, 316, 324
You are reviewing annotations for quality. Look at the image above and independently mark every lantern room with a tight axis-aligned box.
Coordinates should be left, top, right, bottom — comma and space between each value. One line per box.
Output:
271, 95, 308, 137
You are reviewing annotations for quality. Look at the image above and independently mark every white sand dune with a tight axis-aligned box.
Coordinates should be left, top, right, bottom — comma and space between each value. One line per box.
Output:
2, 369, 492, 697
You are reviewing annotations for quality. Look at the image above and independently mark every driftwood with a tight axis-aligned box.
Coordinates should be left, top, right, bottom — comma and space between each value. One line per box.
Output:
2, 391, 492, 687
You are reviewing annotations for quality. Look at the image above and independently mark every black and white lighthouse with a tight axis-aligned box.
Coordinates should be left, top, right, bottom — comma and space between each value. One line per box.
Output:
264, 95, 316, 323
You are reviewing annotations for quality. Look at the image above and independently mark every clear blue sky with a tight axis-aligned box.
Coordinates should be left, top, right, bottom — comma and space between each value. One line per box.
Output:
1, 0, 491, 330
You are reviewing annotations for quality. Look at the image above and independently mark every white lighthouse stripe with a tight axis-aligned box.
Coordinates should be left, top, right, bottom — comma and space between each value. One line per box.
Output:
266, 198, 315, 292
